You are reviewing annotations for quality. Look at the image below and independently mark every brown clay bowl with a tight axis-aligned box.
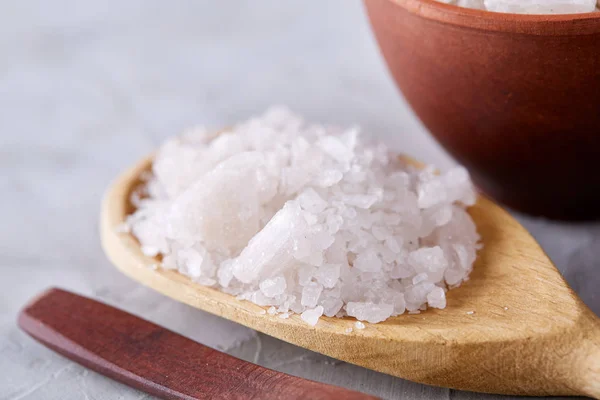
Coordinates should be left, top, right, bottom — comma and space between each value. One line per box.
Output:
364, 0, 600, 221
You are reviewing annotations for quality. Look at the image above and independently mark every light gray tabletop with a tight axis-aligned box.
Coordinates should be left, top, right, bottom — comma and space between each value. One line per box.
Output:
1, 1, 598, 399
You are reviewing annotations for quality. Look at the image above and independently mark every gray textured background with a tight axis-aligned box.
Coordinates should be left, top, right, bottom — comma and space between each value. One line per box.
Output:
1, 1, 598, 399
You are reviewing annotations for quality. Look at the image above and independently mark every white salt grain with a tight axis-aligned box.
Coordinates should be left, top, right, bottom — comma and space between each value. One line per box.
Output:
345, 327, 353, 333
437, 0, 598, 13
458, 0, 486, 8
141, 246, 160, 257
355, 321, 366, 329
347, 302, 394, 324
314, 263, 341, 288
128, 107, 480, 327
322, 296, 344, 317
301, 282, 324, 308
297, 265, 316, 286
466, 311, 475, 315
259, 276, 287, 298
426, 287, 447, 309
302, 306, 324, 326
484, 0, 596, 13
298, 188, 328, 214
353, 249, 382, 272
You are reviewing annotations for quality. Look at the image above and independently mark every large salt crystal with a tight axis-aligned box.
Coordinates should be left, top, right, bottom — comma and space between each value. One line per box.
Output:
217, 260, 234, 287
128, 106, 481, 327
232, 201, 305, 283
346, 302, 394, 324
314, 263, 341, 288
152, 131, 247, 198
298, 188, 328, 214
177, 246, 215, 280
301, 282, 324, 308
443, 167, 476, 207
390, 262, 413, 279
259, 276, 287, 297
297, 265, 316, 286
353, 249, 382, 272
427, 287, 447, 309
128, 211, 169, 256
322, 296, 344, 317
392, 293, 406, 315
408, 246, 448, 282
301, 306, 324, 326
238, 290, 274, 307
417, 179, 446, 209
167, 153, 263, 254
405, 282, 436, 310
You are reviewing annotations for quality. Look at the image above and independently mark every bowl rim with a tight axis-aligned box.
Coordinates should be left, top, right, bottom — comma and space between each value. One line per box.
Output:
382, 0, 600, 35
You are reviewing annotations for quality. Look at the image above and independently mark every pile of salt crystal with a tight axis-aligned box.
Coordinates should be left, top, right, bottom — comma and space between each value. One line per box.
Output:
436, 0, 599, 13
126, 107, 481, 326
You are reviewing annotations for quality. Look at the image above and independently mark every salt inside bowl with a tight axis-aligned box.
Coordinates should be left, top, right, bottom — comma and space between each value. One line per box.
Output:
436, 0, 600, 13
126, 107, 481, 326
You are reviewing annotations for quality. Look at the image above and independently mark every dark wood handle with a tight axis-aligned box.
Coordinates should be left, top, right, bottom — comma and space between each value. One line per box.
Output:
18, 288, 378, 400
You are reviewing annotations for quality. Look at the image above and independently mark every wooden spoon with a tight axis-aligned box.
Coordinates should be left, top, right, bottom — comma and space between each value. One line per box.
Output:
100, 153, 600, 398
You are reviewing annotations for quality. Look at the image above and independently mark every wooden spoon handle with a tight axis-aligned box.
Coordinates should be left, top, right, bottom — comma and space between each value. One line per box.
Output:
18, 288, 378, 400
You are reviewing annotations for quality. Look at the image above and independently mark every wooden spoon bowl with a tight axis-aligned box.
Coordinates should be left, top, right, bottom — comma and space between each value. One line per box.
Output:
101, 152, 600, 398
364, 0, 600, 220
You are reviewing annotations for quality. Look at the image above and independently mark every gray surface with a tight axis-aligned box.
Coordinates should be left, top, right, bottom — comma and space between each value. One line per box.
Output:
1, 1, 598, 399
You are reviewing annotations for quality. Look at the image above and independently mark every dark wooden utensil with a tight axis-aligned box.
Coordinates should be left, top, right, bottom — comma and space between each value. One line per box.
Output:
17, 288, 378, 400
364, 0, 600, 220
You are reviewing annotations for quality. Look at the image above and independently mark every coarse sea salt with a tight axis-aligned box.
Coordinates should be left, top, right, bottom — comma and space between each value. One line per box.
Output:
127, 106, 481, 326
436, 0, 599, 13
